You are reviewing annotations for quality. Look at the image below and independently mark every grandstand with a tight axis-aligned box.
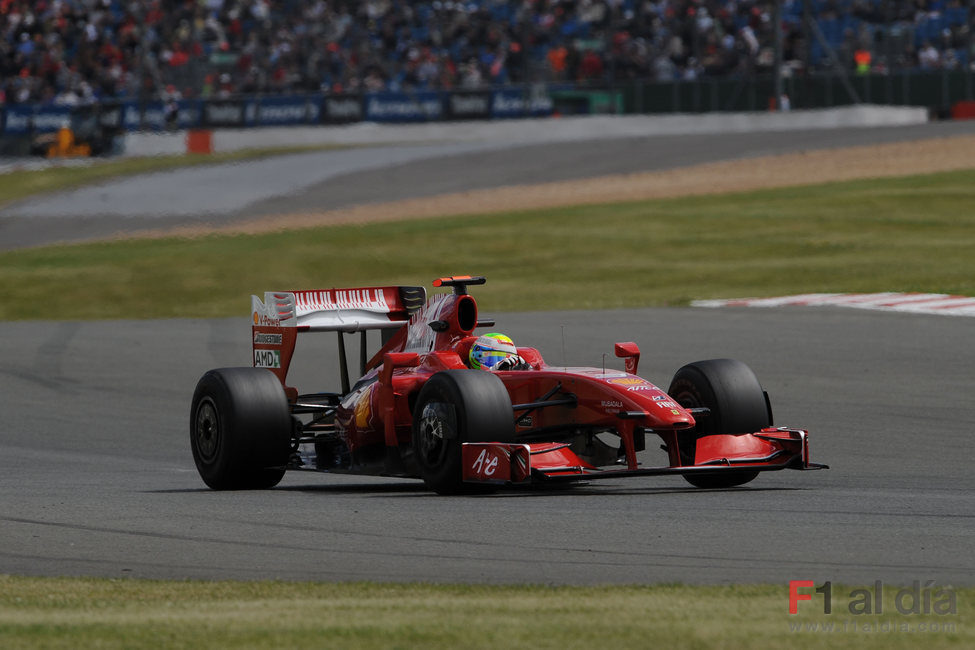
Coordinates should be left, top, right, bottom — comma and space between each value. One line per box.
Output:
1, 1, 972, 105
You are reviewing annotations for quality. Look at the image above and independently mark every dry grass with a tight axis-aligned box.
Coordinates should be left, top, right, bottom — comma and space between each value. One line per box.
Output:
0, 576, 970, 649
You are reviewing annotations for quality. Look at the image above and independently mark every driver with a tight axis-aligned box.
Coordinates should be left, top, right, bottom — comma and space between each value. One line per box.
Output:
469, 333, 530, 371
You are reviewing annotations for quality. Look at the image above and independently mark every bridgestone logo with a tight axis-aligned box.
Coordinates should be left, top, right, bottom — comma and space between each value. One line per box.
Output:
254, 332, 283, 345
254, 349, 281, 368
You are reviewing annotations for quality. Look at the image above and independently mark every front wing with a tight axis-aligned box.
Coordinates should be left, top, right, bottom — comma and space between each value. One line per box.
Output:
461, 428, 828, 486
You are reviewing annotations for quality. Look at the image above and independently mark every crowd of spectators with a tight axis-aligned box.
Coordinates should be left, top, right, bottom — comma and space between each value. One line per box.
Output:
1, 1, 973, 106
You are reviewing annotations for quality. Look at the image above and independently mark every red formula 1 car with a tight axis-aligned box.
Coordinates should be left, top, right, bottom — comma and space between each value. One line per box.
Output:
190, 276, 826, 494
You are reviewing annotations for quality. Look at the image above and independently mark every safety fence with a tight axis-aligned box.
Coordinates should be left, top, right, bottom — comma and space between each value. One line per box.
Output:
625, 69, 975, 115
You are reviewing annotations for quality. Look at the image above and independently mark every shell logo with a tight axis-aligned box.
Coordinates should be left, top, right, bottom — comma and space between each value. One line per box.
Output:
610, 377, 646, 386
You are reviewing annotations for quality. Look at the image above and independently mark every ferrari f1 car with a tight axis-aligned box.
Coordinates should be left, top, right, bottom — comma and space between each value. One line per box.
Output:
190, 276, 827, 494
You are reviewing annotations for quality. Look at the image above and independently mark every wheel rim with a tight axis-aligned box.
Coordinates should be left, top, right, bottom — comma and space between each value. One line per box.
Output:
416, 402, 455, 469
194, 398, 219, 463
671, 388, 700, 410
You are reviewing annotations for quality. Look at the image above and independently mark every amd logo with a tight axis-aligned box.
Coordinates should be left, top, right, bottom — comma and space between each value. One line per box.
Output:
254, 349, 281, 368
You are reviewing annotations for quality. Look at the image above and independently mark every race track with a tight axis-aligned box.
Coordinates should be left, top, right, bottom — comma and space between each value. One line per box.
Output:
1, 307, 973, 585
1, 118, 974, 586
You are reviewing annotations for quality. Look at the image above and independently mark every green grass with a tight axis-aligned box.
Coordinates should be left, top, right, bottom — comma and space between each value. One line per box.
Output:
0, 144, 354, 210
0, 577, 969, 649
2, 168, 974, 320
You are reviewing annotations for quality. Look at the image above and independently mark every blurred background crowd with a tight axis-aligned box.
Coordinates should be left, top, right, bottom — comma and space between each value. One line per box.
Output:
2, 0, 973, 106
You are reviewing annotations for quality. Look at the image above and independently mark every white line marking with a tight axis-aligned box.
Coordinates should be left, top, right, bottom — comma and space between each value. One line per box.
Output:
691, 293, 975, 317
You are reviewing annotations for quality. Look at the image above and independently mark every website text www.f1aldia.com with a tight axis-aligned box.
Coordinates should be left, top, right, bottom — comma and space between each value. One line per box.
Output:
788, 619, 958, 634
786, 580, 961, 635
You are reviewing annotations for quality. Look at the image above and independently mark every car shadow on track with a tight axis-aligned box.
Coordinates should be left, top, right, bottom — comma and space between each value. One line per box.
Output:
462, 485, 804, 499
151, 480, 803, 497
267, 482, 804, 498
147, 481, 426, 495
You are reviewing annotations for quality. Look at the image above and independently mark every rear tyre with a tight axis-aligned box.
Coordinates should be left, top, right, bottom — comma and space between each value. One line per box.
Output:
668, 359, 770, 489
190, 367, 291, 490
412, 370, 515, 495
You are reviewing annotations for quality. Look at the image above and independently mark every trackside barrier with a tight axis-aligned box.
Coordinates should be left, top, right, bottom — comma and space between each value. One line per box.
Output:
0, 86, 558, 137
121, 106, 927, 158
2, 69, 974, 139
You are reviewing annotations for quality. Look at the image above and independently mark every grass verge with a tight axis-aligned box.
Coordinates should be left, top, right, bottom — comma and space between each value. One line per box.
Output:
0, 577, 969, 650
1, 169, 974, 320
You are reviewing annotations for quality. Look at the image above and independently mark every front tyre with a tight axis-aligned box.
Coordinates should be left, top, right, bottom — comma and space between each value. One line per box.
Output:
190, 367, 291, 490
412, 370, 515, 495
668, 358, 770, 489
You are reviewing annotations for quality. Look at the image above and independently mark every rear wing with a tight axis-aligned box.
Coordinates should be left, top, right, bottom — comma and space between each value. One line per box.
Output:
252, 286, 426, 393
252, 286, 425, 332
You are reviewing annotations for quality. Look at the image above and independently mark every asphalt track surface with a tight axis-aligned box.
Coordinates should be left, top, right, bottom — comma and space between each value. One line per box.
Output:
1, 120, 974, 586
0, 307, 973, 585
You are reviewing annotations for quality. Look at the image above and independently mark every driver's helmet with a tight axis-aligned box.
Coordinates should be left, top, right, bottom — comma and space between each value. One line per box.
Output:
469, 333, 518, 370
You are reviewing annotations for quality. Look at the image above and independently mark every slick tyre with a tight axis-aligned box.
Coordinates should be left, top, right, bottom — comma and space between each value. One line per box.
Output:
668, 358, 771, 489
412, 370, 515, 495
190, 367, 291, 490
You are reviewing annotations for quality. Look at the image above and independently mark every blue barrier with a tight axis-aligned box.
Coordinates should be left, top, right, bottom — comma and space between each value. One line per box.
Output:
0, 86, 560, 136
251, 95, 321, 127
491, 87, 555, 118
2, 104, 73, 134
364, 91, 443, 122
